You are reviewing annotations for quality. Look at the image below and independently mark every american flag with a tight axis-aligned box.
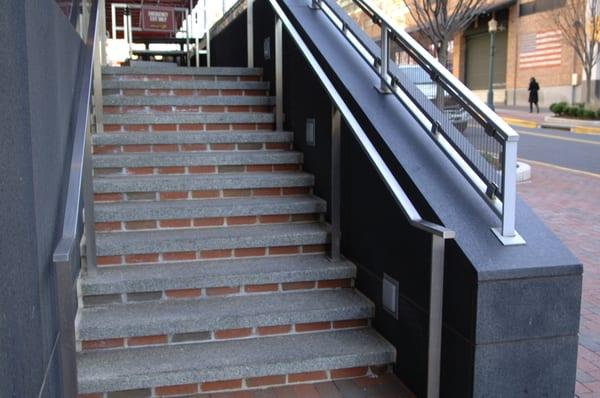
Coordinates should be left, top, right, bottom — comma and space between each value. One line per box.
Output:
519, 30, 563, 69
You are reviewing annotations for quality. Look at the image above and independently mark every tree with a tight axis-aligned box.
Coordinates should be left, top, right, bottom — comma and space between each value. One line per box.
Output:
404, 0, 486, 69
554, 0, 600, 104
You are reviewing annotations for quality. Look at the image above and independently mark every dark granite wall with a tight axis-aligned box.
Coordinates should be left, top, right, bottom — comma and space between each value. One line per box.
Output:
210, 1, 582, 395
0, 1, 82, 397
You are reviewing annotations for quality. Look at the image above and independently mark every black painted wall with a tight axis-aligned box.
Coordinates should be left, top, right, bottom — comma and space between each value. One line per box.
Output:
0, 1, 82, 397
213, 2, 581, 396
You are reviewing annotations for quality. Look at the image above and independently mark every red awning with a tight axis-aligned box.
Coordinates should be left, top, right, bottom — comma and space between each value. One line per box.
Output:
105, 0, 200, 40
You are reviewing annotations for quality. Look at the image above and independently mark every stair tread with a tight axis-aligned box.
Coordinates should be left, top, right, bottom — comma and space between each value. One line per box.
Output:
81, 254, 355, 295
102, 66, 263, 75
103, 112, 274, 124
78, 289, 372, 340
103, 80, 269, 90
93, 150, 302, 168
93, 131, 293, 145
77, 328, 396, 393
95, 222, 329, 256
94, 195, 326, 222
93, 171, 314, 193
104, 95, 275, 106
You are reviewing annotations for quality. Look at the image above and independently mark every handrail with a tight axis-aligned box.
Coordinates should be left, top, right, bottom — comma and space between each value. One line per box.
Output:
53, 0, 99, 265
53, 1, 100, 396
311, 0, 524, 245
266, 1, 454, 396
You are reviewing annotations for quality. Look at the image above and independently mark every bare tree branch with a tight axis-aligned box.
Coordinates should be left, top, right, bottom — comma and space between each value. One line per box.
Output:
405, 0, 485, 67
554, 0, 600, 103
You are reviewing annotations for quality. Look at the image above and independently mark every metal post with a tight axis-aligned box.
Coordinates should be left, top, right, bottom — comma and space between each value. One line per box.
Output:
99, 0, 107, 65
125, 7, 132, 59
93, 29, 104, 134
83, 115, 98, 274
247, 0, 254, 67
56, 258, 78, 398
491, 139, 524, 245
195, 11, 200, 67
186, 10, 191, 67
275, 17, 283, 131
330, 106, 342, 262
501, 140, 517, 237
111, 3, 117, 39
379, 23, 391, 94
487, 30, 496, 110
427, 235, 445, 398
205, 0, 211, 67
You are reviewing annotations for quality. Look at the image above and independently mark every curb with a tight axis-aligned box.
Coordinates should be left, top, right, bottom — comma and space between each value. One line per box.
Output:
500, 116, 600, 136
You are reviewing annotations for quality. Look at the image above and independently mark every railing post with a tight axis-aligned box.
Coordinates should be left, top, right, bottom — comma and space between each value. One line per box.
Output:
330, 106, 342, 262
205, 0, 211, 67
56, 259, 78, 398
247, 0, 254, 67
378, 22, 391, 94
275, 17, 283, 131
427, 234, 445, 398
84, 110, 98, 274
93, 13, 104, 134
492, 138, 525, 245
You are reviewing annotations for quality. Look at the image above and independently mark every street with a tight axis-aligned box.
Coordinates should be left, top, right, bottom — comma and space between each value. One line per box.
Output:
515, 126, 600, 175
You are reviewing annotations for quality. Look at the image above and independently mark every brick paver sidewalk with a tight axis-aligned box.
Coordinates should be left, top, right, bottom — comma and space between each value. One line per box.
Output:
518, 163, 600, 397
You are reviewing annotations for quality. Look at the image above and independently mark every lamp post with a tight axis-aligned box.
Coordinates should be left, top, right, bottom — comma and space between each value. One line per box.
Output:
487, 16, 498, 111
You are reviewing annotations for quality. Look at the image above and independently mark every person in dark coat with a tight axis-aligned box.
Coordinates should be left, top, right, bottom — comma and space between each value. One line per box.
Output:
528, 77, 540, 113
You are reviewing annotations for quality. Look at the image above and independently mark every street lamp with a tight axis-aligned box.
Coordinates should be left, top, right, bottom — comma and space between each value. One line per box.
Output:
487, 16, 498, 111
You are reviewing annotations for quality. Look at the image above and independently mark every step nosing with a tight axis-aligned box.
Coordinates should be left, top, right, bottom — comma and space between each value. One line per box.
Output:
81, 255, 355, 295
76, 329, 396, 393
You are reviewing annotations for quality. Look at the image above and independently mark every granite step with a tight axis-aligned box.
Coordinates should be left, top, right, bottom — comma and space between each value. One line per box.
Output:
103, 80, 269, 91
93, 151, 302, 169
95, 222, 329, 257
81, 254, 355, 297
92, 131, 292, 146
94, 196, 325, 222
93, 172, 314, 194
102, 66, 264, 76
103, 95, 275, 107
77, 328, 396, 394
103, 112, 273, 126
77, 289, 372, 341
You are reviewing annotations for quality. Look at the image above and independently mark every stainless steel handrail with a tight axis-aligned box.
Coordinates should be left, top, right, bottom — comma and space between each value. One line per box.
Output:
312, 0, 524, 245
53, 0, 100, 396
266, 1, 454, 396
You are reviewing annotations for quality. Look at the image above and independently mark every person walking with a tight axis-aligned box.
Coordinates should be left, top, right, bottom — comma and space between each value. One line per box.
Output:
528, 77, 540, 113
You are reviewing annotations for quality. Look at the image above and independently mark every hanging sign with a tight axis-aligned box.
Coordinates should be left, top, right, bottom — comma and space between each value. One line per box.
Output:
141, 6, 175, 32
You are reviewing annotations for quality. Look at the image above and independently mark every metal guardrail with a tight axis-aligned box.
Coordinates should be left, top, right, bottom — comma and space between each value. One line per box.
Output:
53, 0, 101, 395
264, 1, 455, 396
311, 0, 524, 245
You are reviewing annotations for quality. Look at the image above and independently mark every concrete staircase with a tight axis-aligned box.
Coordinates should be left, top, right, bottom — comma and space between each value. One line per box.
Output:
77, 66, 395, 397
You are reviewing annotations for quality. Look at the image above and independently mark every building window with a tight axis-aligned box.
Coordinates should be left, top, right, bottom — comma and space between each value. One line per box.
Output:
520, 0, 566, 16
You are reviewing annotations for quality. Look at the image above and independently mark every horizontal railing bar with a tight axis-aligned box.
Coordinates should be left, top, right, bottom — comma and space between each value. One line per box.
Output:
53, 0, 100, 264
267, 0, 453, 240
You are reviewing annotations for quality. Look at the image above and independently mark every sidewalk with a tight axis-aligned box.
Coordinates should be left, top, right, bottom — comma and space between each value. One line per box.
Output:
517, 163, 600, 397
496, 105, 600, 134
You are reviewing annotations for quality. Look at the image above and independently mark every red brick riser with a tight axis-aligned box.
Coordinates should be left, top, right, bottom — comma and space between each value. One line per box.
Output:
78, 365, 391, 398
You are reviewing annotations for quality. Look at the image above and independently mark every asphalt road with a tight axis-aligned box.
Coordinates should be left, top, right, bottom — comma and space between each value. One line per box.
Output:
512, 126, 600, 174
